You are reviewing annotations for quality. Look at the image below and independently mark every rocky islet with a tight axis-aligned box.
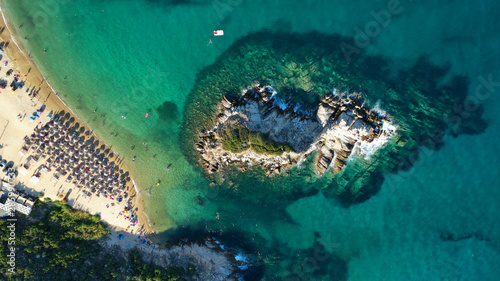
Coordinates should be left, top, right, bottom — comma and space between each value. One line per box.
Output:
196, 85, 395, 176
182, 32, 487, 202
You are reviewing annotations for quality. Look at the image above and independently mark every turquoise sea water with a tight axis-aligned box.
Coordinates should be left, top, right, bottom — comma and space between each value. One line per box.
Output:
2, 0, 500, 279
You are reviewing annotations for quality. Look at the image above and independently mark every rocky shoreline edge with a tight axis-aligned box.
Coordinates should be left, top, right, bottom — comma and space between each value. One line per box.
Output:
196, 85, 395, 176
111, 235, 254, 281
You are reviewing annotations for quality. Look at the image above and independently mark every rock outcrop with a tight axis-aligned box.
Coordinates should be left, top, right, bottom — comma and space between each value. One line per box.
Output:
196, 85, 395, 176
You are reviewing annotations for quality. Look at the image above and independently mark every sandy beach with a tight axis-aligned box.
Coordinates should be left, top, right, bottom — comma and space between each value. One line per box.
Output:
0, 7, 153, 243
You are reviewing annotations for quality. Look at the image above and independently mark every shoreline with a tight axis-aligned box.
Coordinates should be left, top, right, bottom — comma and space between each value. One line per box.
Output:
0, 5, 153, 236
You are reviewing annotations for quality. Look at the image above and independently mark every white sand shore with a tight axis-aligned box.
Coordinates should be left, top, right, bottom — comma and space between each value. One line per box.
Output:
0, 8, 153, 241
0, 10, 249, 280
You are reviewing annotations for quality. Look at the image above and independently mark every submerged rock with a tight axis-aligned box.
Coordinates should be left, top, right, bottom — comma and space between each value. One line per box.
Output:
196, 86, 395, 176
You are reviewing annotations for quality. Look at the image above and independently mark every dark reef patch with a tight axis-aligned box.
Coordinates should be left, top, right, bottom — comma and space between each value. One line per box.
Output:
283, 232, 348, 281
158, 224, 268, 280
180, 31, 487, 205
157, 100, 179, 121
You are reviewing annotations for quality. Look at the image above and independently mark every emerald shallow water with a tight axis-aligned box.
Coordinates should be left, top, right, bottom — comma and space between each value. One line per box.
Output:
2, 0, 500, 279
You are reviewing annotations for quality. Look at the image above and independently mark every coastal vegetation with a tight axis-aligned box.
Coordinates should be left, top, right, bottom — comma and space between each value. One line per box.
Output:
181, 31, 487, 203
221, 125, 293, 155
0, 201, 189, 280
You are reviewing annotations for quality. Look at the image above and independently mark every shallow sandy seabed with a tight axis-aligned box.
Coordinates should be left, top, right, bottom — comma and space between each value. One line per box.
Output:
0, 8, 154, 244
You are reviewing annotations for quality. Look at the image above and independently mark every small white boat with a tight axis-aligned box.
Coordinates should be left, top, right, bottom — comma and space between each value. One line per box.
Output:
214, 30, 224, 36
